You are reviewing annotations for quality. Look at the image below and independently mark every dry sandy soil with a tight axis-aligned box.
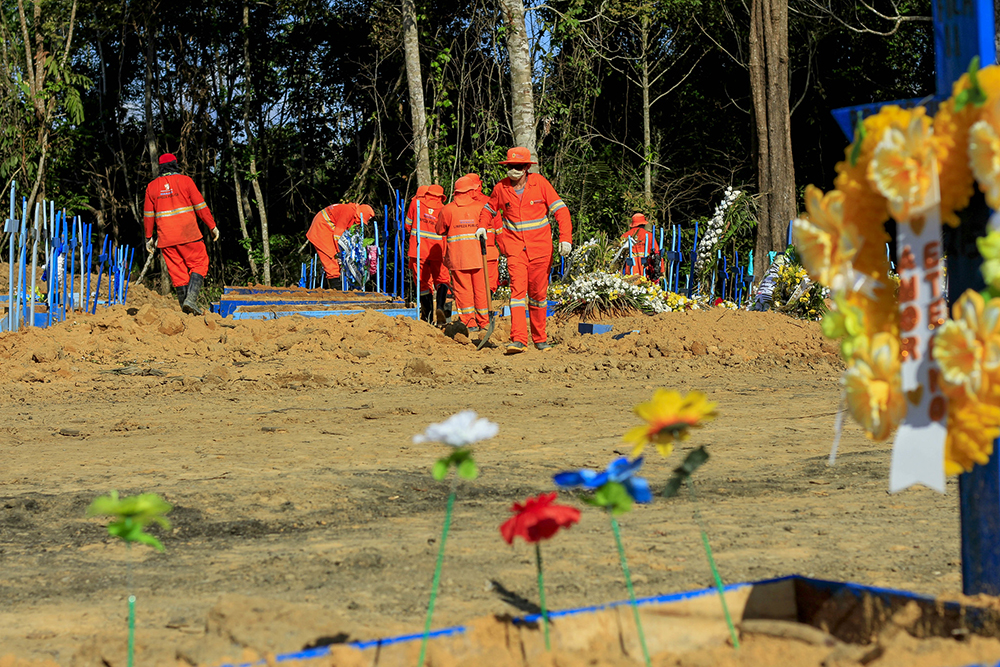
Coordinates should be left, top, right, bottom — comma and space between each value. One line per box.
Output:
0, 276, 991, 666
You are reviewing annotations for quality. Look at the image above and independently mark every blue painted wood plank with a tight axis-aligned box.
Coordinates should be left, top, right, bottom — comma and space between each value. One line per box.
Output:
230, 307, 418, 321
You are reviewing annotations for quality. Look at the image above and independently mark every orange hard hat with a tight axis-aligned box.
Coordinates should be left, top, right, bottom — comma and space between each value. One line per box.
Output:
453, 176, 476, 193
416, 185, 429, 198
498, 147, 537, 165
463, 173, 483, 189
426, 184, 445, 199
357, 204, 375, 221
631, 213, 647, 227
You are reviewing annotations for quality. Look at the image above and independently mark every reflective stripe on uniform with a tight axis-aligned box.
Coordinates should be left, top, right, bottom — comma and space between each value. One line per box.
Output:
502, 216, 550, 233
510, 298, 527, 308
415, 229, 444, 240
447, 233, 478, 243
193, 202, 208, 210
528, 296, 547, 308
154, 205, 196, 219
548, 199, 566, 215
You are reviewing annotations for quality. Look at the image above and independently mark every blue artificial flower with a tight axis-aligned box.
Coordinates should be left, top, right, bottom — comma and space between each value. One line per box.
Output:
554, 456, 652, 503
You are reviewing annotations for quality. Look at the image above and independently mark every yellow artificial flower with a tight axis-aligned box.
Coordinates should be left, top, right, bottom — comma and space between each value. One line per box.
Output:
934, 318, 984, 398
867, 113, 937, 222
624, 389, 717, 457
954, 289, 1000, 370
978, 230, 1000, 290
791, 188, 856, 288
946, 390, 1000, 474
969, 119, 1000, 209
843, 332, 906, 441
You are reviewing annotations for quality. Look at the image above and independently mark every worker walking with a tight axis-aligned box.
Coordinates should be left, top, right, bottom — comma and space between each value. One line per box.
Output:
437, 176, 489, 331
306, 202, 375, 283
465, 173, 501, 292
405, 184, 449, 322
144, 153, 219, 315
479, 147, 572, 354
621, 213, 659, 277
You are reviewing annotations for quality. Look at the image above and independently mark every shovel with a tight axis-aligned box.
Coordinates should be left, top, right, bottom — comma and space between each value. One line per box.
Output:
476, 235, 498, 350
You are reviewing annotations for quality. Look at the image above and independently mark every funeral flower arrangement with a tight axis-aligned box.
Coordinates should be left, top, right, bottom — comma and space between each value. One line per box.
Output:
793, 61, 1000, 482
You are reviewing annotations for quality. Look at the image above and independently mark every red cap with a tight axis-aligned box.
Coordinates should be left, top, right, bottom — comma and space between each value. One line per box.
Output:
426, 184, 445, 199
631, 214, 647, 228
158, 153, 177, 165
357, 204, 375, 221
453, 176, 476, 193
498, 147, 537, 165
463, 173, 483, 189
416, 186, 429, 198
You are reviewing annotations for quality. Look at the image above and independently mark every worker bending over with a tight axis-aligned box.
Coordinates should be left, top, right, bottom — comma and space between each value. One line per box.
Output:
144, 153, 219, 316
405, 184, 449, 322
306, 203, 375, 283
621, 213, 659, 277
437, 176, 489, 331
480, 147, 572, 354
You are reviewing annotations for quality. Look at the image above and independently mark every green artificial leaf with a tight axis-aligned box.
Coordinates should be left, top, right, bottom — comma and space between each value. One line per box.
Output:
586, 482, 633, 515
957, 57, 987, 112
849, 114, 866, 168
87, 491, 172, 551
457, 458, 478, 480
432, 459, 449, 481
662, 447, 710, 498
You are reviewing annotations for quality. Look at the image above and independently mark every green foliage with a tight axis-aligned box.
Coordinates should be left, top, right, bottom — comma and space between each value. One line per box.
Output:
955, 56, 987, 112
432, 448, 478, 481
87, 491, 173, 552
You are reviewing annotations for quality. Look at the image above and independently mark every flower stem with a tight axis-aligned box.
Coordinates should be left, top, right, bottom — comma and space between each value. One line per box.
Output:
609, 513, 651, 667
126, 540, 134, 667
417, 489, 456, 667
685, 478, 739, 649
535, 542, 550, 650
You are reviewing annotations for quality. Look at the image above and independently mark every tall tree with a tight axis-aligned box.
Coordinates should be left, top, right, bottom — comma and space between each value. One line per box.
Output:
500, 0, 536, 161
749, 0, 795, 279
402, 0, 431, 185
242, 0, 271, 285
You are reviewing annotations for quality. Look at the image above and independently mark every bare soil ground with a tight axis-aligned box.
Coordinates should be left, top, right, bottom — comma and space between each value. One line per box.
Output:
0, 279, 985, 666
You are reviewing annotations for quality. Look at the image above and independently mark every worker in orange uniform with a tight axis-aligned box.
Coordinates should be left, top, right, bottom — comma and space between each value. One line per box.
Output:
465, 173, 501, 291
621, 213, 659, 277
144, 153, 219, 316
436, 176, 489, 331
306, 203, 375, 283
405, 184, 449, 322
479, 147, 571, 354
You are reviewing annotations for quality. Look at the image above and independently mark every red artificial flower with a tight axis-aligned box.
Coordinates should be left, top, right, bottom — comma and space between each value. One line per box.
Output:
500, 492, 581, 544
713, 298, 724, 306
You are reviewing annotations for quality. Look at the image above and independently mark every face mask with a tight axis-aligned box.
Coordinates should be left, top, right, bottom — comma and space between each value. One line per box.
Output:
507, 168, 526, 181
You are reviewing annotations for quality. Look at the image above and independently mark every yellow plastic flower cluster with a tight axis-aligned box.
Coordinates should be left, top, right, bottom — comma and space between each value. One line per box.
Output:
794, 63, 1000, 472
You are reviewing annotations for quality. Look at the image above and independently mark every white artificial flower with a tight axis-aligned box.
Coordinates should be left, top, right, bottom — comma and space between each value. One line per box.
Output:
413, 411, 499, 447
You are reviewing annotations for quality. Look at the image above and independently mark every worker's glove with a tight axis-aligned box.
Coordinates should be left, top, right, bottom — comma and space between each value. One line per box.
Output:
559, 241, 572, 256
210, 227, 220, 242
475, 228, 487, 240
145, 237, 155, 253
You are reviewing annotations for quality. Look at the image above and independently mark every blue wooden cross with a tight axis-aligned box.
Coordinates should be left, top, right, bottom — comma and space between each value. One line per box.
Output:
832, 0, 998, 595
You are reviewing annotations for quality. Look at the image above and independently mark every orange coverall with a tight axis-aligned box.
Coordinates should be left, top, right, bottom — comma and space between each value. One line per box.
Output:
479, 173, 571, 345
621, 224, 660, 277
472, 189, 502, 291
405, 193, 449, 295
306, 204, 365, 280
437, 192, 489, 329
144, 174, 217, 287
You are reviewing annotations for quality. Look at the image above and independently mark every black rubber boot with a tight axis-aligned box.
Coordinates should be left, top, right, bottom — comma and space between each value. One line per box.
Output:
419, 293, 434, 322
176, 286, 188, 307
435, 284, 449, 325
182, 272, 204, 315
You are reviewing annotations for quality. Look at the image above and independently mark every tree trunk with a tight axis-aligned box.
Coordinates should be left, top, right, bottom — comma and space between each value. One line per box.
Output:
242, 0, 270, 285
640, 16, 652, 207
500, 0, 537, 163
750, 0, 795, 280
402, 0, 431, 186
142, 10, 172, 294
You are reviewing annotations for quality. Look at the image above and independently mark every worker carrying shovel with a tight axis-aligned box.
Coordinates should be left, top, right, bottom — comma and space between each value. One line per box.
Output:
144, 153, 219, 315
480, 147, 572, 354
464, 173, 501, 292
437, 175, 489, 332
306, 203, 375, 284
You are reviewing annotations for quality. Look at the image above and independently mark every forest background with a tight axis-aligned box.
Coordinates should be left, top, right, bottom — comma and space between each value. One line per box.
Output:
0, 0, 934, 293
